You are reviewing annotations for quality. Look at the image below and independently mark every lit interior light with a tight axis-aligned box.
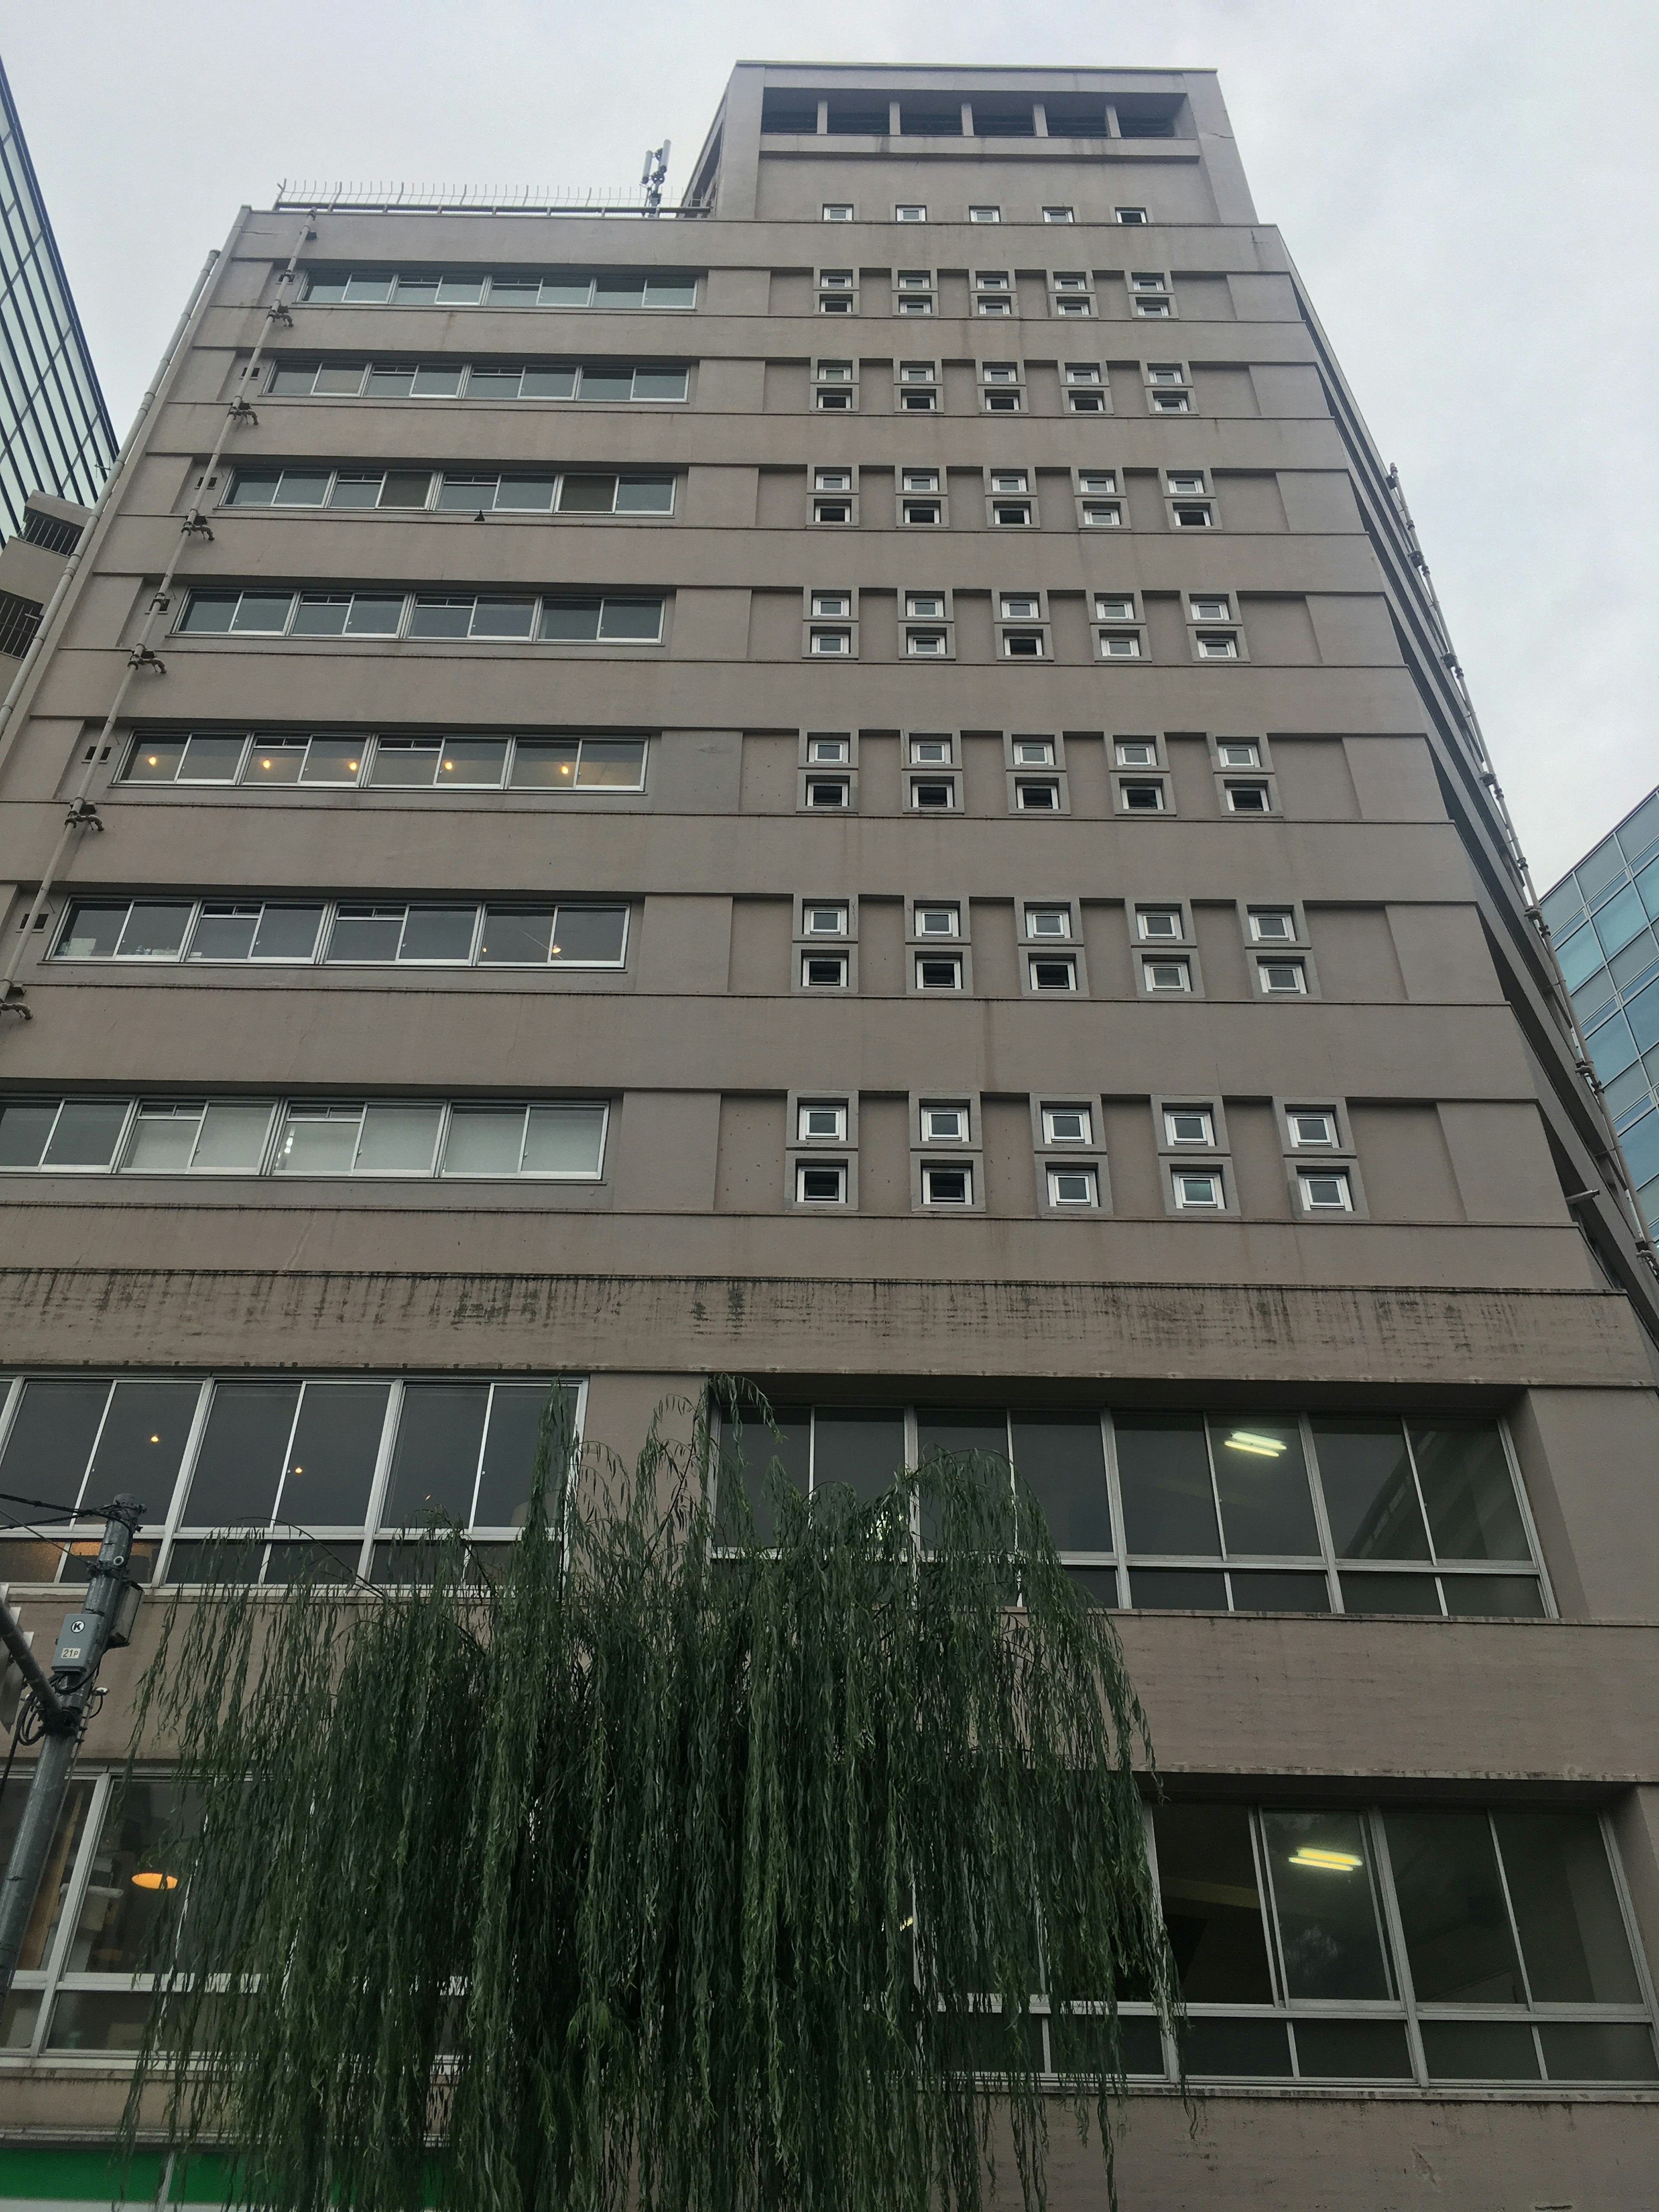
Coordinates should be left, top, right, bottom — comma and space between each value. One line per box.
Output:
347, 759, 359, 771
149, 1434, 159, 1444
1225, 1430, 1288, 1456
560, 762, 573, 775
130, 1870, 180, 1891
549, 945, 560, 955
145, 754, 160, 767
1288, 1847, 1361, 1872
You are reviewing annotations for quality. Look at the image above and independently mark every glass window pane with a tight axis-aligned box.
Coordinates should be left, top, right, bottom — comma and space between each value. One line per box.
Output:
273, 469, 330, 506
1419, 2021, 1539, 2082
1339, 1570, 1441, 1614
1011, 1416, 1111, 1552
382, 1382, 489, 1526
511, 738, 582, 787
470, 599, 536, 639
1292, 2019, 1413, 2080
124, 736, 187, 781
522, 1105, 606, 1175
300, 734, 366, 782
577, 372, 633, 402
1310, 1417, 1430, 1558
41, 1101, 128, 1169
1538, 2022, 1658, 2082
410, 365, 464, 397
438, 737, 509, 784
369, 738, 442, 786
0, 1779, 92, 1970
274, 1106, 363, 1175
56, 902, 127, 957
251, 906, 325, 960
434, 277, 484, 305
1439, 1573, 1545, 1618
632, 369, 688, 400
613, 476, 674, 512
229, 594, 295, 634
551, 907, 626, 963
1384, 1811, 1525, 2002
1114, 1414, 1220, 1555
558, 474, 618, 513
1492, 1812, 1641, 2003
89, 1381, 199, 1511
539, 280, 594, 306
345, 597, 406, 638
0, 1378, 108, 1510
123, 1103, 203, 1171
276, 1382, 389, 1528
1227, 1570, 1329, 1613
575, 740, 646, 788
1128, 1566, 1226, 1609
181, 595, 236, 633
328, 908, 407, 963
183, 1381, 299, 1526
178, 733, 247, 781
812, 1410, 906, 1504
442, 1106, 526, 1175
0, 1101, 60, 1168
378, 471, 433, 509
594, 278, 646, 309
363, 365, 416, 397
343, 275, 394, 302
519, 368, 577, 398
270, 364, 324, 394
539, 600, 602, 641
643, 279, 696, 308
227, 472, 279, 505
598, 597, 664, 641
398, 907, 476, 962
1208, 1415, 1319, 1555
353, 1102, 443, 1173
186, 907, 259, 961
190, 1103, 274, 1172
478, 909, 554, 964
494, 477, 557, 511
474, 1381, 576, 1528
1408, 1422, 1529, 1560
1152, 1804, 1274, 2001
718, 1404, 809, 1544
61, 1777, 198, 1975
410, 598, 475, 638
245, 737, 308, 783
290, 597, 349, 637
115, 904, 193, 958
1177, 2018, 1292, 2079
313, 362, 367, 394
1260, 1812, 1391, 1998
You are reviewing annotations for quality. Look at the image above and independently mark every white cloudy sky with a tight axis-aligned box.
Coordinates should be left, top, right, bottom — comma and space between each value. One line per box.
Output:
7, 0, 1655, 886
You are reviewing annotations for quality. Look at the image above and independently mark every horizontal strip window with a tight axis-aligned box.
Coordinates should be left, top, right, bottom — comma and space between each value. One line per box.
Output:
299, 269, 697, 309
0, 1096, 608, 1182
0, 1373, 585, 1610
121, 730, 646, 792
226, 467, 674, 515
267, 360, 689, 402
51, 899, 628, 970
715, 1405, 1547, 1618
176, 590, 664, 643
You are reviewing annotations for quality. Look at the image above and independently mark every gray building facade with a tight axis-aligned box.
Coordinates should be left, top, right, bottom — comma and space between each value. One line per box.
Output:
1, 63, 1658, 2206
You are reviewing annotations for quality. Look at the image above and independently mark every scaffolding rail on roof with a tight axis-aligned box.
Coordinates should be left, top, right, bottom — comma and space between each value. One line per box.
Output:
272, 180, 709, 216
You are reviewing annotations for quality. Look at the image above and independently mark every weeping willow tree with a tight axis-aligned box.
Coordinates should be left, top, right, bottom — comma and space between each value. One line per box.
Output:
122, 1386, 1178, 2212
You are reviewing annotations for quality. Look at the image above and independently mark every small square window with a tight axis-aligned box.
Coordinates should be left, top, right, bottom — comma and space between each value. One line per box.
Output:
1000, 594, 1040, 618
907, 629, 947, 655
812, 591, 852, 617
1025, 906, 1070, 938
816, 390, 852, 410
799, 1101, 848, 1140
1259, 959, 1307, 994
1042, 207, 1075, 223
1042, 1105, 1091, 1143
1099, 632, 1142, 658
1030, 955, 1077, 990
1095, 594, 1136, 622
1287, 1109, 1338, 1148
1136, 298, 1173, 318
979, 297, 1011, 316
817, 360, 854, 381
906, 595, 947, 621
1003, 630, 1045, 657
1013, 737, 1054, 764
1131, 272, 1167, 292
1120, 780, 1164, 811
806, 777, 850, 808
815, 468, 852, 491
969, 206, 1001, 223
896, 205, 927, 222
976, 271, 1011, 291
897, 297, 933, 316
915, 905, 960, 936
803, 952, 849, 988
1151, 391, 1190, 411
1249, 908, 1296, 941
1196, 631, 1240, 659
1069, 391, 1106, 413
807, 734, 849, 763
1137, 908, 1182, 940
991, 467, 1029, 490
823, 204, 854, 222
1017, 779, 1060, 810
1167, 473, 1206, 496
993, 502, 1033, 527
983, 390, 1021, 412
1078, 470, 1117, 493
1116, 206, 1149, 224
1165, 1107, 1214, 1145
1173, 1169, 1223, 1210
900, 362, 938, 383
1298, 1169, 1353, 1212
1144, 957, 1192, 992
1081, 500, 1122, 525
810, 628, 852, 654
1048, 1166, 1098, 1207
1066, 364, 1103, 386
903, 500, 942, 524
909, 730, 950, 757
1172, 502, 1213, 528
923, 1163, 973, 1205
1147, 364, 1186, 385
1052, 272, 1088, 291
1217, 739, 1260, 767
1055, 299, 1092, 318
900, 390, 937, 412
814, 500, 852, 524
804, 903, 849, 935
903, 470, 940, 494
820, 296, 853, 314
1116, 739, 1157, 767
797, 1161, 848, 1204
911, 778, 955, 808
983, 364, 1020, 388
1227, 780, 1271, 812
1190, 595, 1231, 620
921, 1104, 968, 1142
820, 270, 854, 289
916, 953, 963, 989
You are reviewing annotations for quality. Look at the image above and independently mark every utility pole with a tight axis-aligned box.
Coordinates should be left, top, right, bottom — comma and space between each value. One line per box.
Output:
0, 1494, 144, 1993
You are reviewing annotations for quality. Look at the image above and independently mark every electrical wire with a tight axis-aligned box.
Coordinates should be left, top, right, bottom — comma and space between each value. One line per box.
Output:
0, 1487, 88, 1519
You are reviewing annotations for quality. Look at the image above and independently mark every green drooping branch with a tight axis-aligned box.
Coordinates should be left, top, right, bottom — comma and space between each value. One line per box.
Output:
123, 1389, 1177, 2212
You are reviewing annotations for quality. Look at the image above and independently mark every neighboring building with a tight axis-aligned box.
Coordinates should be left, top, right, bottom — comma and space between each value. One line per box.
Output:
2, 62, 1659, 2204
0, 58, 116, 542
1541, 785, 1659, 1242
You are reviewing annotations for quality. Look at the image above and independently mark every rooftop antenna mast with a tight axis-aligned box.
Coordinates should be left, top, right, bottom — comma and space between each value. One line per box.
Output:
641, 140, 671, 216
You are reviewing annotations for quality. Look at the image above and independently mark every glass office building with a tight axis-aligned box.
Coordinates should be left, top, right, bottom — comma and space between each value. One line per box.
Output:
1541, 785, 1659, 1237
0, 58, 115, 540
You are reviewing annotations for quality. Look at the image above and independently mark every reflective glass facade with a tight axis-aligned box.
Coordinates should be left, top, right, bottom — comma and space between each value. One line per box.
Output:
0, 60, 115, 540
1539, 783, 1659, 1236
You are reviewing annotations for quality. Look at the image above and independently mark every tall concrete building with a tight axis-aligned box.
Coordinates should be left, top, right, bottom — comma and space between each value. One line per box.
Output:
3, 62, 1659, 2206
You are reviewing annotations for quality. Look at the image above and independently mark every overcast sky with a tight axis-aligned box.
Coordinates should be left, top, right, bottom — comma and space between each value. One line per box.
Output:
6, 0, 1655, 887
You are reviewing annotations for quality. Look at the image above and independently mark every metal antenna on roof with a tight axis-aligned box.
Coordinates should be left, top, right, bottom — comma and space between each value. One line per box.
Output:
641, 142, 671, 216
